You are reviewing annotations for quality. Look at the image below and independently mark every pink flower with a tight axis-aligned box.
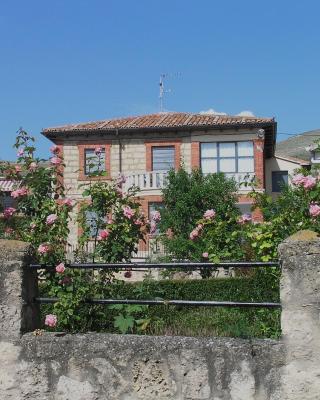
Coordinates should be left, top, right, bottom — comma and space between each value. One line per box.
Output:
3, 207, 16, 218
98, 229, 110, 240
50, 156, 62, 165
5, 227, 14, 235
11, 187, 29, 198
94, 147, 103, 156
45, 314, 57, 328
116, 187, 123, 197
15, 165, 22, 173
202, 252, 209, 258
30, 222, 36, 230
166, 228, 174, 239
134, 219, 143, 226
55, 263, 65, 274
292, 174, 306, 186
17, 148, 25, 157
116, 174, 126, 186
107, 218, 114, 224
29, 162, 37, 171
302, 176, 317, 190
309, 203, 320, 218
46, 214, 58, 225
38, 244, 50, 254
189, 229, 199, 240
152, 211, 161, 222
150, 221, 157, 234
196, 224, 203, 231
50, 145, 60, 154
237, 214, 252, 224
204, 209, 216, 220
123, 205, 135, 219
62, 198, 73, 208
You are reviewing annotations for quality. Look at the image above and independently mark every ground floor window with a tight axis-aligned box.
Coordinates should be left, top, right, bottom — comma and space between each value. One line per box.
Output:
272, 171, 288, 192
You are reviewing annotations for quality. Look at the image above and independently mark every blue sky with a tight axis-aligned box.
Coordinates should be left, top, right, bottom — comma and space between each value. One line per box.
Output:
0, 0, 319, 160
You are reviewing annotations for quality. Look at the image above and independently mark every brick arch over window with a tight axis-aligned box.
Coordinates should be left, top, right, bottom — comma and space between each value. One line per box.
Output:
145, 140, 181, 172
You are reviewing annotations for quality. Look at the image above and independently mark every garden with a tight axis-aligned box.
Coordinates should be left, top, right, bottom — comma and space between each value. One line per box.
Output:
1, 129, 320, 339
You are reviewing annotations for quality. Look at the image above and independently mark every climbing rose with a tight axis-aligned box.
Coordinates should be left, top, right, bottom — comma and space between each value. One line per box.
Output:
11, 187, 28, 198
189, 229, 199, 240
55, 263, 65, 274
94, 147, 103, 155
134, 219, 143, 226
46, 214, 58, 225
50, 145, 60, 154
3, 207, 16, 218
15, 165, 22, 173
45, 314, 57, 328
62, 198, 73, 207
123, 205, 135, 219
309, 203, 320, 218
38, 244, 50, 254
292, 174, 305, 186
29, 162, 37, 171
202, 252, 209, 258
237, 214, 252, 224
302, 176, 317, 190
150, 221, 157, 234
98, 229, 110, 240
50, 156, 62, 165
152, 211, 161, 222
203, 209, 216, 220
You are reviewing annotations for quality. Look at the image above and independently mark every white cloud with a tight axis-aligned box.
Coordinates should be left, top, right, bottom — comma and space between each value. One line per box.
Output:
199, 108, 227, 116
236, 110, 255, 117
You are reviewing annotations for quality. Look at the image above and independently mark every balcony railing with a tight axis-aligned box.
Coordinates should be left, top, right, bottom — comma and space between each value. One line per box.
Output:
124, 171, 255, 191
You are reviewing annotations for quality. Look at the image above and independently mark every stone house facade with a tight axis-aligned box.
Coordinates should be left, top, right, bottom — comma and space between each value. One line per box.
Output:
42, 112, 277, 250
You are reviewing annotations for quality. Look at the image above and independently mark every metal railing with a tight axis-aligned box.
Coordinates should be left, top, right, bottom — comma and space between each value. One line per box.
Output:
30, 261, 281, 309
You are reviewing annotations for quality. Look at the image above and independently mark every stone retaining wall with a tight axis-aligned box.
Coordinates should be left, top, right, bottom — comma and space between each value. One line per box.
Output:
0, 232, 319, 399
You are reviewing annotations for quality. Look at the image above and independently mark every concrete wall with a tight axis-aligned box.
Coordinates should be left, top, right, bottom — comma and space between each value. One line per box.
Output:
1, 232, 320, 399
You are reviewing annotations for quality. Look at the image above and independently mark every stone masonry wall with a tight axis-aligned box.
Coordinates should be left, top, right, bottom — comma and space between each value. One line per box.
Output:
2, 232, 320, 399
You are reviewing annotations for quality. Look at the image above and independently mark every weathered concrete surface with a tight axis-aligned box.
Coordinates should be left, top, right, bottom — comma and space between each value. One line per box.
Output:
16, 333, 284, 400
279, 231, 320, 400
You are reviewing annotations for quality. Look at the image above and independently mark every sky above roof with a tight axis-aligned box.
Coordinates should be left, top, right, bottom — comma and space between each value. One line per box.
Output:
0, 0, 319, 160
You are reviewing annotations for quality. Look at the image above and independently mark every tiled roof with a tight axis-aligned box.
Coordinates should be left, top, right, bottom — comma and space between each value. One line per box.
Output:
42, 112, 275, 136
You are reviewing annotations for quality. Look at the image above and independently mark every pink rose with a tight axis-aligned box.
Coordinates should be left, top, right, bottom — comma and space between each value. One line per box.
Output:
3, 207, 16, 218
204, 209, 216, 220
17, 148, 24, 157
134, 219, 143, 226
45, 314, 57, 328
50, 156, 62, 165
29, 162, 37, 171
292, 174, 306, 186
189, 229, 199, 240
55, 263, 65, 274
152, 211, 161, 222
150, 221, 157, 234
11, 187, 29, 198
202, 252, 209, 258
46, 214, 58, 225
309, 203, 320, 218
303, 176, 317, 190
94, 147, 103, 156
50, 145, 60, 154
237, 214, 252, 224
62, 198, 73, 208
5, 227, 14, 235
166, 228, 174, 239
123, 205, 135, 219
15, 166, 22, 173
98, 229, 110, 240
38, 244, 50, 254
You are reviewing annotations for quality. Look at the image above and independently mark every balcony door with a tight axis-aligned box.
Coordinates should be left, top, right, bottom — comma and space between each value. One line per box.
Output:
152, 146, 175, 171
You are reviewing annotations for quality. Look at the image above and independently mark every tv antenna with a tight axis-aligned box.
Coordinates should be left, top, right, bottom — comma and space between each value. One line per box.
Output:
159, 72, 181, 112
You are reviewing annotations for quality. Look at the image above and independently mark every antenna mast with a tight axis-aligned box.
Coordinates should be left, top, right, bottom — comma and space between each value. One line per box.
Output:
159, 72, 181, 112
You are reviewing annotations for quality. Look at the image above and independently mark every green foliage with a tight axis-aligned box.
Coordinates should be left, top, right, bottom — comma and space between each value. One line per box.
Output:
159, 168, 240, 260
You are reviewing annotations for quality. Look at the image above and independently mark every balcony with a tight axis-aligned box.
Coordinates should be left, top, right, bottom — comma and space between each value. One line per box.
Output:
124, 171, 255, 192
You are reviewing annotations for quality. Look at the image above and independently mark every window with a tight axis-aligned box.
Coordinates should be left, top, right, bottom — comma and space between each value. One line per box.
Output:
237, 202, 252, 216
200, 141, 254, 174
272, 171, 288, 192
84, 148, 106, 175
152, 146, 175, 171
85, 210, 108, 238
0, 193, 16, 209
314, 150, 320, 160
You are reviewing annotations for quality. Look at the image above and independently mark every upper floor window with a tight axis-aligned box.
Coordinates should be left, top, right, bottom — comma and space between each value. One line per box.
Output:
84, 148, 106, 175
200, 141, 254, 174
152, 146, 175, 171
272, 171, 288, 192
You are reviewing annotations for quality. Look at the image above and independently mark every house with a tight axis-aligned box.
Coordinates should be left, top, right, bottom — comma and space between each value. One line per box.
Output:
265, 129, 320, 196
41, 112, 277, 249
